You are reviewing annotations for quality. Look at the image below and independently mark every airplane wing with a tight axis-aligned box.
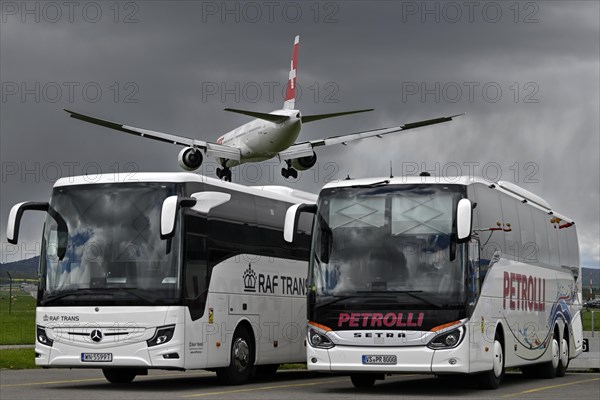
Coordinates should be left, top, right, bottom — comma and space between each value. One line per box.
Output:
63, 109, 241, 161
278, 113, 464, 160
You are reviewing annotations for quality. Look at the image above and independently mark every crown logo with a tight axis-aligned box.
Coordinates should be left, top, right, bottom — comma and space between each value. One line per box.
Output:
43, 314, 49, 322
243, 264, 257, 292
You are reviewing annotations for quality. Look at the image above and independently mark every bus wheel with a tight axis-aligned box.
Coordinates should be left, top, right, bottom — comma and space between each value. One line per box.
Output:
350, 374, 377, 389
102, 368, 138, 384
478, 334, 504, 389
557, 332, 569, 377
539, 332, 560, 379
255, 364, 280, 378
216, 325, 255, 385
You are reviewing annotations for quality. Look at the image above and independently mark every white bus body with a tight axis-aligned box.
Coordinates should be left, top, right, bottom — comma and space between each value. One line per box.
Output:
285, 176, 582, 389
7, 173, 315, 384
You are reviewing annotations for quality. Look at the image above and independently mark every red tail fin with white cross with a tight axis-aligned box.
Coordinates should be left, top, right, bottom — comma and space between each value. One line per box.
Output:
283, 35, 299, 110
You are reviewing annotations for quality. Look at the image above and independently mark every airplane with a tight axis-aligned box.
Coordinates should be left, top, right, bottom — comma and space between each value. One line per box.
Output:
64, 35, 463, 181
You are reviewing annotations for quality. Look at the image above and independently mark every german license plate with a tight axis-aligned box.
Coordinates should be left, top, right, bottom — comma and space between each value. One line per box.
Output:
81, 353, 112, 362
362, 355, 397, 365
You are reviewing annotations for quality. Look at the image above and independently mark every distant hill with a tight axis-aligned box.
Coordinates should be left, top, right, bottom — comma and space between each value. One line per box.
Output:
0, 256, 598, 286
0, 256, 39, 281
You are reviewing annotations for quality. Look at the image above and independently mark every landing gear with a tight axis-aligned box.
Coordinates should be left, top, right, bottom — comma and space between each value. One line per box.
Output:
217, 167, 232, 182
281, 160, 298, 179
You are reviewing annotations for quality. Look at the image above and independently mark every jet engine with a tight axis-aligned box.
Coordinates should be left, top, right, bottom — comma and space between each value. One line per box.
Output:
178, 147, 203, 171
290, 152, 317, 171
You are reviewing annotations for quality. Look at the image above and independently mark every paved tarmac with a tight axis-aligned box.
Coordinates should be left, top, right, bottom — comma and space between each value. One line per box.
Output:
1, 368, 599, 400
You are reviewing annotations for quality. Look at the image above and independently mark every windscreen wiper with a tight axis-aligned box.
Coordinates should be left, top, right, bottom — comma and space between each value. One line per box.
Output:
41, 287, 158, 305
350, 180, 390, 189
40, 289, 106, 305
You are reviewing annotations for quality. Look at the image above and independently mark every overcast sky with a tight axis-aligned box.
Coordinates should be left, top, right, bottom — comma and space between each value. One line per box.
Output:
1, 1, 598, 269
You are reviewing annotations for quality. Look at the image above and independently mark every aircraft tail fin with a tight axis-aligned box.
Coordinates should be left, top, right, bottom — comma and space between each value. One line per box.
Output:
283, 35, 300, 110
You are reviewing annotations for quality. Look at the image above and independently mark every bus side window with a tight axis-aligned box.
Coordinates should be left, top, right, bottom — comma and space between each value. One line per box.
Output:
468, 240, 481, 305
185, 231, 208, 321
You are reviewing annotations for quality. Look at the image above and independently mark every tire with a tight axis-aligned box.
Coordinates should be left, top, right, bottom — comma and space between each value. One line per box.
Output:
478, 334, 505, 390
102, 368, 138, 384
350, 374, 377, 389
556, 334, 569, 377
255, 364, 279, 378
216, 325, 255, 385
538, 332, 560, 379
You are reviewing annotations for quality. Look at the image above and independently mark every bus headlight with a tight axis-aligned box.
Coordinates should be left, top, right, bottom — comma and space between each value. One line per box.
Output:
308, 328, 334, 349
147, 325, 175, 347
37, 325, 53, 347
428, 326, 464, 349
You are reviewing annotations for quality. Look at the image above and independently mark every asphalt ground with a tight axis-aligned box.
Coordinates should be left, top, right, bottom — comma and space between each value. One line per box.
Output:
1, 368, 599, 400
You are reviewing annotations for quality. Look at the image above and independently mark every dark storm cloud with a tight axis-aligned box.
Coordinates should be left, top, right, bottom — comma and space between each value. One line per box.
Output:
1, 1, 598, 268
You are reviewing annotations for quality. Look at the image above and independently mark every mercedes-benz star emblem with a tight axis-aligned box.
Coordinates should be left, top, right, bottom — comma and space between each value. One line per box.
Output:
90, 329, 103, 342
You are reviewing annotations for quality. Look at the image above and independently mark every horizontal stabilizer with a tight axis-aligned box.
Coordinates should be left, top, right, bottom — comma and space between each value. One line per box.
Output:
224, 108, 290, 124
301, 109, 374, 123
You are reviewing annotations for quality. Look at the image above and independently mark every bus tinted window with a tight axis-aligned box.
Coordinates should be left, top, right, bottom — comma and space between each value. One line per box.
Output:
557, 224, 569, 266
500, 194, 521, 262
547, 222, 560, 267
474, 185, 505, 261
531, 208, 550, 266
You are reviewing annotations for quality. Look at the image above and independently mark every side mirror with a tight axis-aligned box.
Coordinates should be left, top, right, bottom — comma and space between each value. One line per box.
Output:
456, 198, 473, 241
161, 192, 232, 239
284, 203, 317, 243
189, 192, 231, 214
7, 202, 49, 244
161, 196, 195, 239
161, 196, 180, 239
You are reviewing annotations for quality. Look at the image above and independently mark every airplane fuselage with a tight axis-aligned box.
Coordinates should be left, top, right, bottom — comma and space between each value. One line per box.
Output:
216, 109, 302, 168
64, 35, 457, 183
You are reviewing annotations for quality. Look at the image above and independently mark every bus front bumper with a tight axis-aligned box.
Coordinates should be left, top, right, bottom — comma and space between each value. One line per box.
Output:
35, 341, 185, 370
307, 343, 470, 374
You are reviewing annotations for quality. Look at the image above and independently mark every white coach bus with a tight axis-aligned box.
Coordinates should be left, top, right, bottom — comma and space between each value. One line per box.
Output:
284, 175, 583, 389
7, 173, 315, 384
